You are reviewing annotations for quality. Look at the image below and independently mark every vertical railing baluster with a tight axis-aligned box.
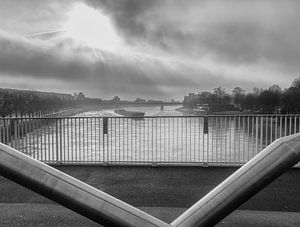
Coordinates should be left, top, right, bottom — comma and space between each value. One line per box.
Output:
255, 116, 258, 155
40, 119, 43, 162
270, 116, 273, 144
247, 116, 250, 162
46, 118, 49, 162
13, 119, 17, 149
289, 115, 292, 135
265, 116, 268, 149
274, 116, 278, 140
294, 115, 297, 134
0, 119, 2, 145
206, 117, 209, 165
285, 115, 287, 136
260, 116, 263, 152
55, 119, 59, 164
59, 118, 63, 164
251, 116, 254, 159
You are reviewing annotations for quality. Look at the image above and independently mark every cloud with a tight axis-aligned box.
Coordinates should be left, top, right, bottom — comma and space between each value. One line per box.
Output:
0, 30, 198, 99
1, 0, 300, 99
0, 31, 91, 80
0, 0, 71, 35
86, 0, 300, 79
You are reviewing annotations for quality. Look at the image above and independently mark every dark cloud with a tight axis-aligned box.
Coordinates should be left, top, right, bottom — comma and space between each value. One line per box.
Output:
0, 31, 90, 80
0, 0, 71, 35
86, 0, 158, 40
1, 0, 300, 99
0, 30, 195, 98
85, 0, 300, 78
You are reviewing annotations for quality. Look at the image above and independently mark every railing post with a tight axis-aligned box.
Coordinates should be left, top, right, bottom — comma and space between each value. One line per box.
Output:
14, 119, 18, 149
203, 116, 208, 134
103, 117, 108, 164
0, 119, 2, 144
55, 119, 59, 164
59, 118, 63, 164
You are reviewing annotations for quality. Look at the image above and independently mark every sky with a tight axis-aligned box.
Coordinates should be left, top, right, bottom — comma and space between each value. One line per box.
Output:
0, 0, 300, 100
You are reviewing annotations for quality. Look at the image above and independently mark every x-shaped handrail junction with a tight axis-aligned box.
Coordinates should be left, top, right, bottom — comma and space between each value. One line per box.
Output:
0, 133, 300, 226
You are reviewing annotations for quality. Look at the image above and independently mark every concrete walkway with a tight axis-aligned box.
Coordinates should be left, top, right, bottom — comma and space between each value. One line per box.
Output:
0, 166, 299, 226
1, 204, 300, 226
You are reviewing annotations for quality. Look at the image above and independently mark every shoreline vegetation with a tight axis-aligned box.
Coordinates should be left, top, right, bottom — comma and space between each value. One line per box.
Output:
0, 87, 181, 118
175, 107, 244, 115
182, 77, 300, 115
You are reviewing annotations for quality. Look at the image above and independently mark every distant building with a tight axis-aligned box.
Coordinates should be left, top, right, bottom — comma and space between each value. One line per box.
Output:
135, 97, 146, 103
184, 93, 199, 103
183, 92, 211, 105
75, 92, 85, 101
112, 96, 121, 102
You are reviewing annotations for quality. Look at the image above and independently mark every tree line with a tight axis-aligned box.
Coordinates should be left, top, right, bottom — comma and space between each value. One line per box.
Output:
0, 90, 74, 117
184, 77, 300, 114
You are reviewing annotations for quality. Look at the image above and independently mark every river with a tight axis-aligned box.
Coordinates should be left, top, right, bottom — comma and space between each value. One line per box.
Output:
10, 106, 299, 165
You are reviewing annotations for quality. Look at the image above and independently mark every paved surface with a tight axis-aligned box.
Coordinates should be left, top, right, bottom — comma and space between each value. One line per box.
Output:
1, 204, 300, 227
0, 166, 299, 226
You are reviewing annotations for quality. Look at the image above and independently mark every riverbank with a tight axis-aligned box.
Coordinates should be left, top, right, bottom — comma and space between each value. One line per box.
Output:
176, 107, 246, 115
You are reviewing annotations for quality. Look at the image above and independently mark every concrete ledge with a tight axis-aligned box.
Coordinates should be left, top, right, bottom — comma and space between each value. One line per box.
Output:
1, 166, 299, 212
1, 204, 300, 227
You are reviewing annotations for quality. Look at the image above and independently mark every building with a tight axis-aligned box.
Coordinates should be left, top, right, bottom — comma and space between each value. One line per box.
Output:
74, 92, 85, 101
111, 96, 121, 102
135, 97, 146, 103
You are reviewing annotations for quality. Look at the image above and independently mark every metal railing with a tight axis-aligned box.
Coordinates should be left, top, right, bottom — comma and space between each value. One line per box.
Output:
1, 133, 300, 226
1, 115, 300, 166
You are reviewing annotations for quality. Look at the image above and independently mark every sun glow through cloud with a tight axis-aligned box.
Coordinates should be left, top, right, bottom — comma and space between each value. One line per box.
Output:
65, 3, 122, 51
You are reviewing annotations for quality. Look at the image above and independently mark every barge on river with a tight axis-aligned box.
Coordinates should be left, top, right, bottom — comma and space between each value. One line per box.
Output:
114, 109, 145, 117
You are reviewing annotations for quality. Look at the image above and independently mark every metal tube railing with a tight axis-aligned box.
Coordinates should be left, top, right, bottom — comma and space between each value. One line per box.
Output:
171, 133, 300, 227
0, 142, 170, 227
0, 115, 300, 166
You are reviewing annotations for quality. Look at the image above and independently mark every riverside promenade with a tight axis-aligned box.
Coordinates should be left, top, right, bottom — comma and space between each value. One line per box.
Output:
1, 166, 300, 226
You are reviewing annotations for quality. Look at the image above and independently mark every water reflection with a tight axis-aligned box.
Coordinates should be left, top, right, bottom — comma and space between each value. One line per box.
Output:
12, 106, 300, 165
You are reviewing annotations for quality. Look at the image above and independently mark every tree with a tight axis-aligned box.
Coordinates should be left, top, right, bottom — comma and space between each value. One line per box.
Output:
213, 87, 230, 105
253, 87, 262, 96
0, 91, 13, 117
269, 84, 282, 94
281, 87, 300, 113
258, 90, 280, 113
232, 87, 245, 96
232, 87, 245, 109
243, 93, 257, 110
291, 76, 300, 89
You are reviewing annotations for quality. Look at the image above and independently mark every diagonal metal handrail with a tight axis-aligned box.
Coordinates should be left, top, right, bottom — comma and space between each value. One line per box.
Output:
171, 133, 300, 227
0, 143, 171, 227
1, 133, 300, 226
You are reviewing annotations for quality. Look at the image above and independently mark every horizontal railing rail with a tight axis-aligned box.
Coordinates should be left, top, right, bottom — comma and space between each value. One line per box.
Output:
1, 115, 300, 167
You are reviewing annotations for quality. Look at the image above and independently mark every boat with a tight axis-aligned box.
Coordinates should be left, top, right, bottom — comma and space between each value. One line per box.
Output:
114, 109, 145, 117
192, 108, 207, 115
192, 104, 210, 115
